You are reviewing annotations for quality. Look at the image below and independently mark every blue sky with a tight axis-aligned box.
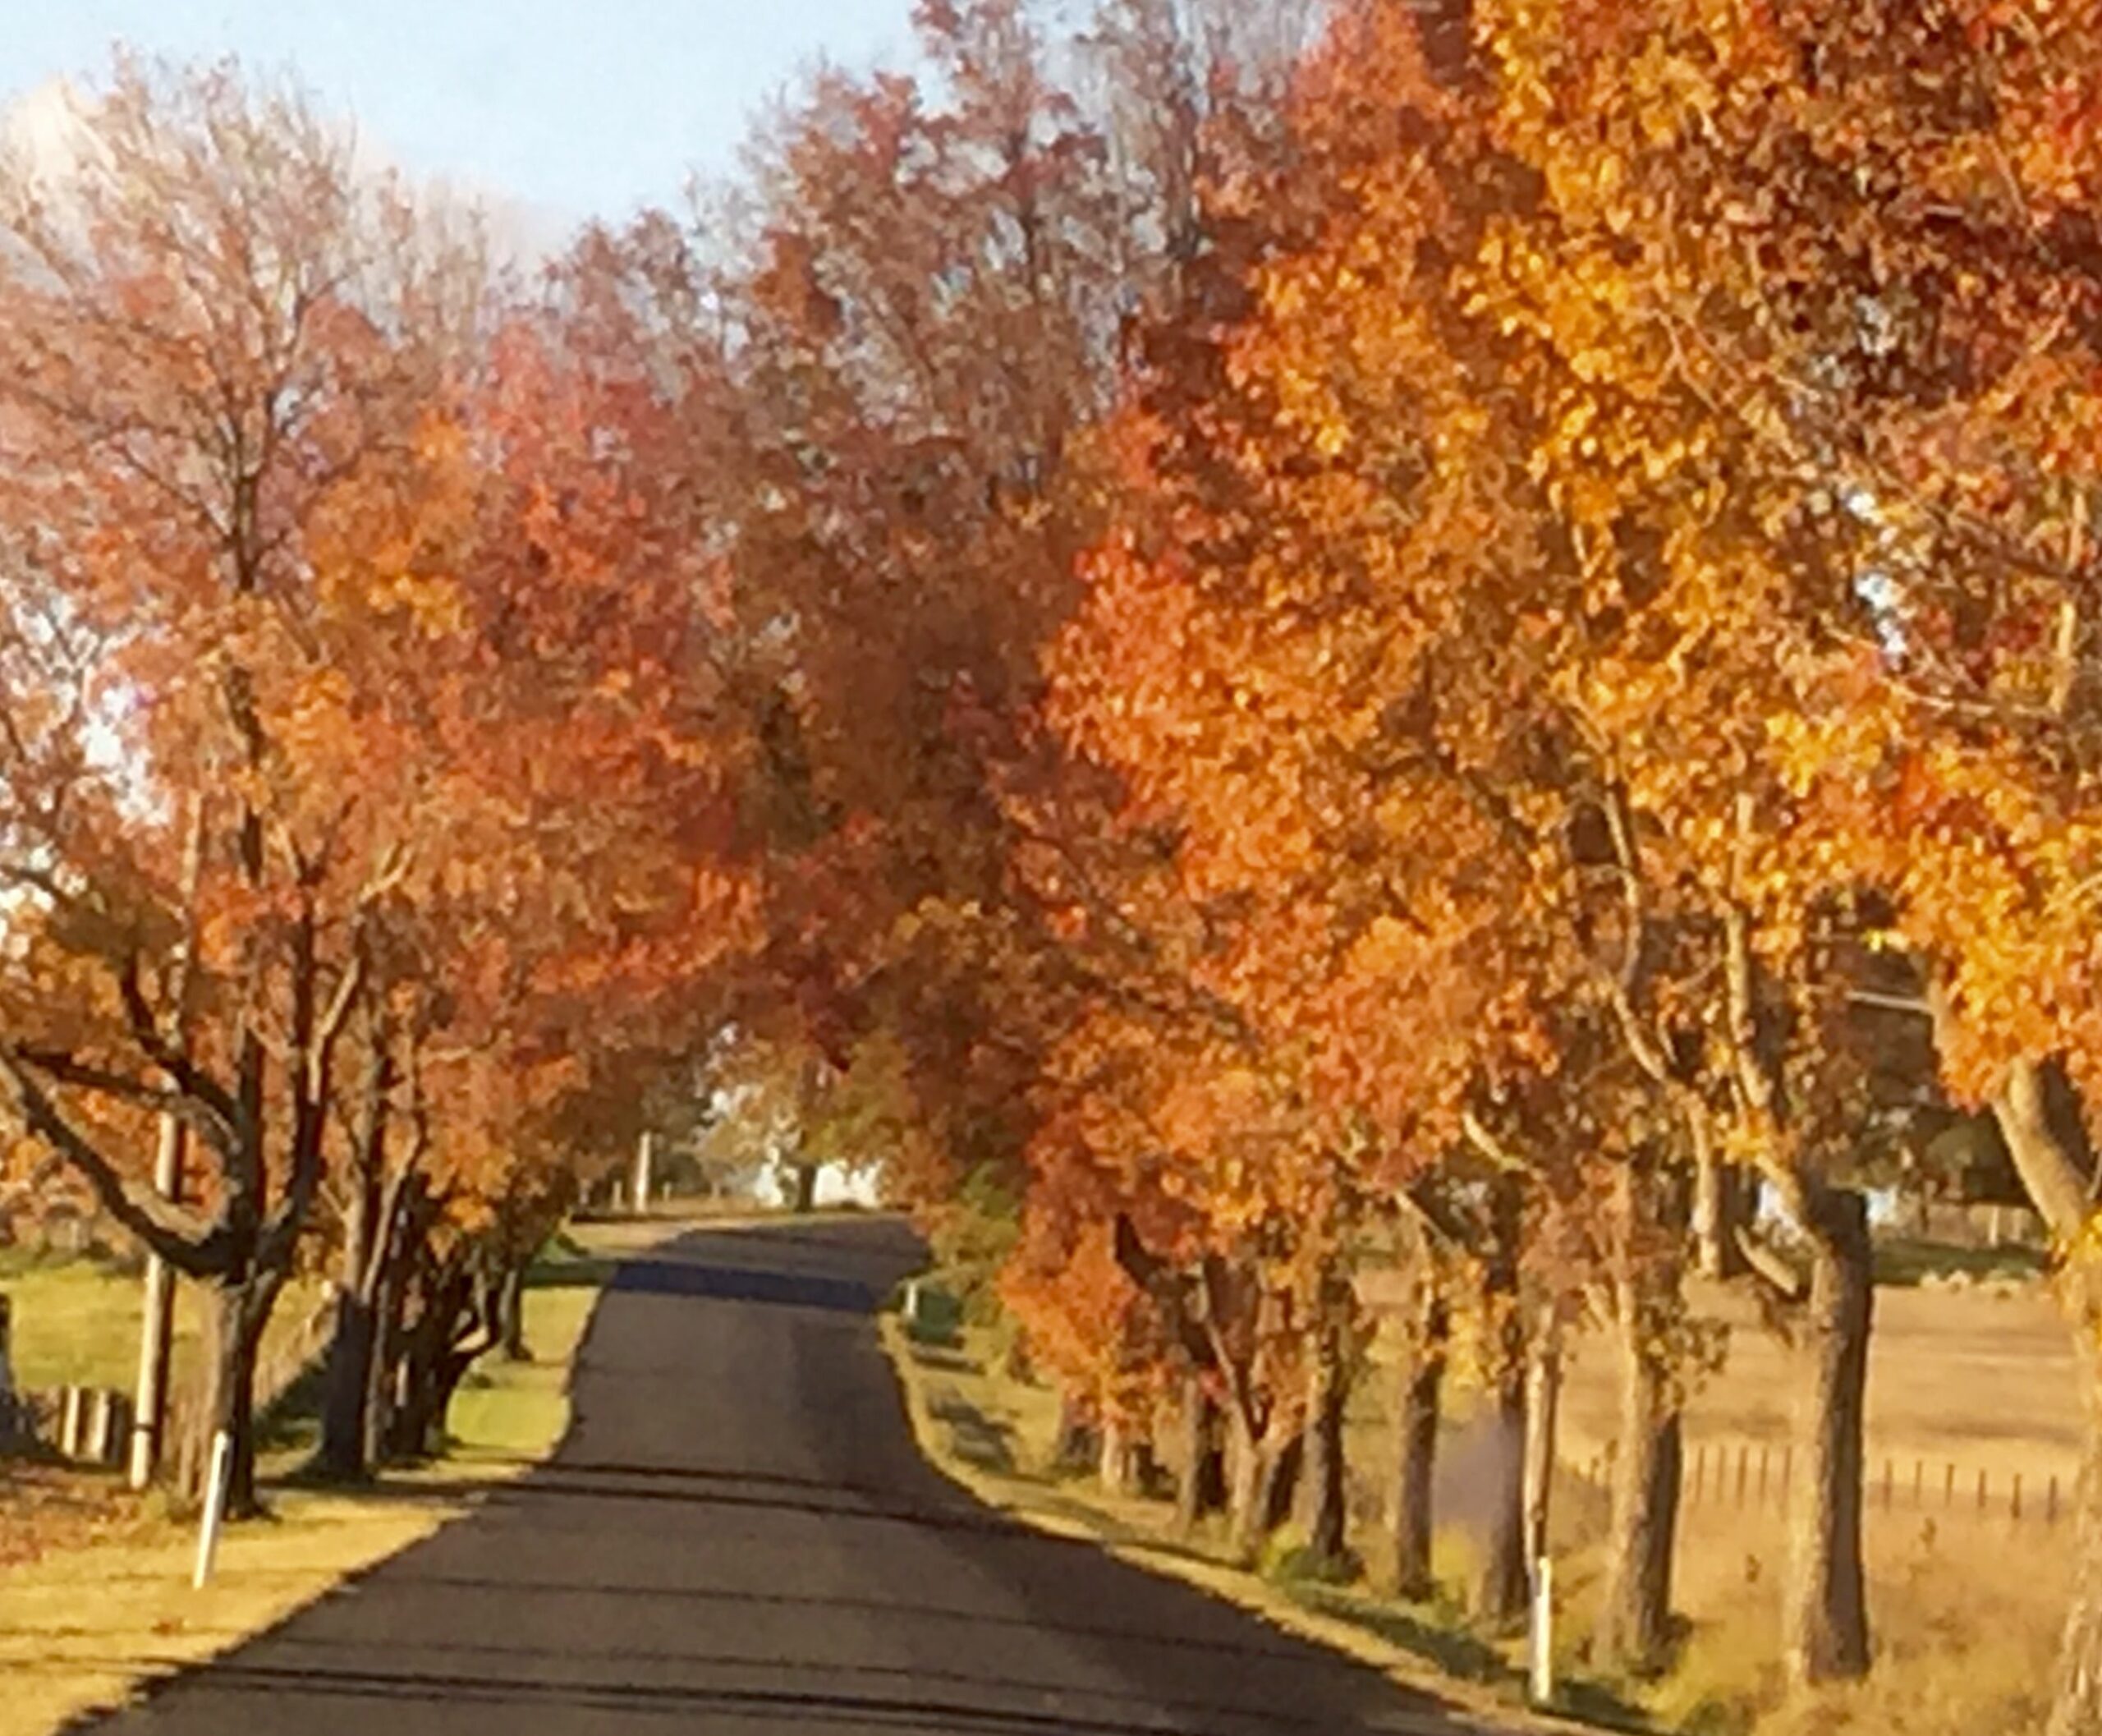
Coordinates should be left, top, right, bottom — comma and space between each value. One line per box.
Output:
1, 2, 916, 226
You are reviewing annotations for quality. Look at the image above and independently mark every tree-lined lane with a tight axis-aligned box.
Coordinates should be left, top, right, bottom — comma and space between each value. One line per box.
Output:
83, 1220, 1508, 1736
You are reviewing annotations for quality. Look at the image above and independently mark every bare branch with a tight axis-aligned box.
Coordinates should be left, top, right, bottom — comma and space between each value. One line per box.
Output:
0, 1045, 225, 1268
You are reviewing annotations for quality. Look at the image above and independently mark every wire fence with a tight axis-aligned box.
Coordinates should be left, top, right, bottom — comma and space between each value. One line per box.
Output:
1576, 1439, 2077, 1528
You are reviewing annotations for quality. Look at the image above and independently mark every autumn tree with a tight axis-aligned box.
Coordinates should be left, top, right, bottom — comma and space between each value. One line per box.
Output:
0, 59, 492, 1512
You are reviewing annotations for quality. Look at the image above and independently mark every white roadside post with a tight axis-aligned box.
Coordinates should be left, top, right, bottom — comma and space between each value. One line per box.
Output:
192, 1429, 233, 1589
1528, 1554, 1554, 1708
633, 1130, 655, 1218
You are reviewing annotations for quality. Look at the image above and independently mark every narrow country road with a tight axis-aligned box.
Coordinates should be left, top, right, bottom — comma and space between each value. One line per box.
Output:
81, 1220, 1511, 1736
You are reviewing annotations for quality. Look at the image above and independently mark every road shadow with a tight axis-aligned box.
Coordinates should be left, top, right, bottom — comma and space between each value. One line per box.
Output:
66, 1219, 1517, 1736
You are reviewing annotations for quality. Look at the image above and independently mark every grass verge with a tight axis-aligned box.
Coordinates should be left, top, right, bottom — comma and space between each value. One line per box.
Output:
886, 1299, 2070, 1736
0, 1214, 683, 1736
879, 1314, 1570, 1736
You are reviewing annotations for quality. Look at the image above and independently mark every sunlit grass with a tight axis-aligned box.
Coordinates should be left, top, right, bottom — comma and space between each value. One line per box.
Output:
887, 1274, 2077, 1736
0, 1215, 669, 1736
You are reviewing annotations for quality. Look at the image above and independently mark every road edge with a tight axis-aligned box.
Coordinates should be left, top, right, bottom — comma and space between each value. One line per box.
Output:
0, 1213, 691, 1736
877, 1315, 1576, 1736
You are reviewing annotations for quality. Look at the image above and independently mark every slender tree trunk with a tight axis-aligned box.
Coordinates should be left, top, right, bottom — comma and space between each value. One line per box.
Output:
1475, 1362, 1529, 1627
1474, 1178, 1529, 1627
1227, 1406, 1278, 1563
364, 1239, 404, 1469
128, 1114, 186, 1490
1784, 1185, 1873, 1685
792, 1161, 819, 1215
1599, 1296, 1683, 1672
1053, 1390, 1097, 1472
319, 1192, 377, 1481
1295, 1313, 1350, 1570
1521, 1303, 1563, 1570
1173, 1372, 1224, 1536
1099, 1412, 1135, 1495
1692, 1153, 1747, 1282
498, 1265, 528, 1362
1386, 1281, 1447, 1599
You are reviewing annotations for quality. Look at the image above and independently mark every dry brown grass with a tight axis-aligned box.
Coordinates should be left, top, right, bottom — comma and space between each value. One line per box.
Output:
1371, 1273, 2079, 1735
893, 1265, 2081, 1736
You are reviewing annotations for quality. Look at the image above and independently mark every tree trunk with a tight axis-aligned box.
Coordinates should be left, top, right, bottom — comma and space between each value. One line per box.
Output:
1784, 1185, 1873, 1685
1295, 1315, 1350, 1570
2040, 1247, 2102, 1735
195, 1279, 263, 1518
363, 1244, 403, 1470
128, 1114, 186, 1489
1474, 1178, 1529, 1628
1599, 1297, 1683, 1674
498, 1265, 529, 1362
1521, 1304, 1562, 1569
1053, 1391, 1098, 1471
1227, 1407, 1281, 1563
1099, 1412, 1135, 1495
317, 1290, 378, 1481
1692, 1153, 1748, 1282
318, 1123, 379, 1481
1173, 1372, 1225, 1536
1475, 1362, 1529, 1627
1386, 1282, 1447, 1600
791, 1161, 819, 1215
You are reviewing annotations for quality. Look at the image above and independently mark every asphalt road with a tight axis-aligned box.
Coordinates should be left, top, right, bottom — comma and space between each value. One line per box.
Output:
82, 1219, 1509, 1736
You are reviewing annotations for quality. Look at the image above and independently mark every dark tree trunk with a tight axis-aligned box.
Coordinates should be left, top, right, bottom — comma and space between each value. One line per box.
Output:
1784, 1185, 1872, 1685
1599, 1306, 1683, 1672
1053, 1392, 1098, 1472
1473, 1178, 1529, 1628
1386, 1282, 1447, 1600
1474, 1363, 1529, 1627
1295, 1314, 1350, 1571
317, 1292, 377, 1481
1521, 1305, 1563, 1569
1264, 1428, 1305, 1534
1173, 1372, 1226, 1536
791, 1162, 819, 1215
195, 1279, 264, 1518
318, 1086, 382, 1481
1227, 1407, 1282, 1563
1599, 1157, 1687, 1674
363, 1247, 402, 1469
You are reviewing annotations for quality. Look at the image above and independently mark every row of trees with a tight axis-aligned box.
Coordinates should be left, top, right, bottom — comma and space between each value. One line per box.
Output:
639, 2, 2102, 1729
0, 64, 764, 1509
6, 6, 2102, 1731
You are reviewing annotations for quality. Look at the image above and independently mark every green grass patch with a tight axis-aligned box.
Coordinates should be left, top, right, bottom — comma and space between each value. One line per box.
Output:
0, 1214, 666, 1736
